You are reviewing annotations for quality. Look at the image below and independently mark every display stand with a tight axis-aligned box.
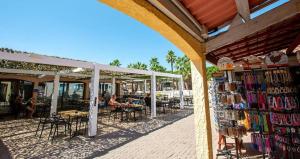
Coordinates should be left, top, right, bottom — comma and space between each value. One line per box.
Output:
213, 54, 300, 159
214, 70, 247, 159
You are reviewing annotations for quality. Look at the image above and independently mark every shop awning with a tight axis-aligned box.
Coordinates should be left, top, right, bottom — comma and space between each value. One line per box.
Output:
147, 0, 300, 64
206, 14, 300, 63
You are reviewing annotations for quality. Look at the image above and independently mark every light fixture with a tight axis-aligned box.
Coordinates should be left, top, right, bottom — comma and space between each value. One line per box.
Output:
72, 67, 84, 73
38, 74, 46, 78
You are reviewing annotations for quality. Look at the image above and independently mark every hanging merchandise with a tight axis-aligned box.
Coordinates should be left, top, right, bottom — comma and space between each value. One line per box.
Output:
251, 133, 273, 154
265, 51, 289, 67
241, 55, 265, 69
213, 55, 300, 158
217, 57, 234, 71
212, 64, 248, 158
297, 51, 300, 63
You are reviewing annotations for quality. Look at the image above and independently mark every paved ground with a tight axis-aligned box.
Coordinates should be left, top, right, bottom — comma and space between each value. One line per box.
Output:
0, 108, 194, 159
98, 115, 196, 159
1, 106, 265, 159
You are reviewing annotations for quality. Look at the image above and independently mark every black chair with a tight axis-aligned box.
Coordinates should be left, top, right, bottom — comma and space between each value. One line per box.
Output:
134, 100, 147, 119
49, 115, 72, 141
35, 114, 55, 138
124, 108, 135, 121
79, 115, 89, 135
108, 106, 122, 122
144, 97, 151, 114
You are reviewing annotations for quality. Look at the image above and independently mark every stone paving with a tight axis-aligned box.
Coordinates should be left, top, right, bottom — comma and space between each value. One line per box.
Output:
97, 114, 196, 159
0, 108, 193, 159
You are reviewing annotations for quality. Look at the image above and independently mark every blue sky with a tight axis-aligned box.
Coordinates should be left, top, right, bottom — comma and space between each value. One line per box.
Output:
0, 0, 288, 69
0, 0, 185, 70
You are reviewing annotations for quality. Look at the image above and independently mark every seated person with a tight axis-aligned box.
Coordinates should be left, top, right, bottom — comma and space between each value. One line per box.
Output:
15, 95, 24, 118
108, 95, 121, 110
25, 98, 35, 118
144, 93, 151, 107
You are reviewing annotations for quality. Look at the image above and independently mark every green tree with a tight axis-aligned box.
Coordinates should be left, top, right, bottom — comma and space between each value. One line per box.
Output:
206, 66, 219, 81
175, 55, 191, 89
127, 62, 148, 70
165, 50, 177, 73
109, 59, 121, 67
149, 57, 166, 72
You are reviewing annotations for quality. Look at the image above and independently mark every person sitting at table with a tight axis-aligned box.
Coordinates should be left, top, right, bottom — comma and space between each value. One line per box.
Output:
25, 98, 35, 118
15, 95, 24, 118
108, 95, 121, 110
144, 93, 151, 108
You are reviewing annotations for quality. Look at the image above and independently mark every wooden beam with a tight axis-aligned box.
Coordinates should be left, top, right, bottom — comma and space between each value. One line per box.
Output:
148, 0, 204, 42
233, 45, 287, 61
286, 32, 300, 54
171, 0, 205, 33
230, 14, 244, 29
0, 51, 182, 78
232, 39, 292, 59
207, 0, 300, 53
235, 0, 250, 21
251, 0, 279, 13
211, 23, 300, 55
232, 41, 291, 60
214, 28, 300, 56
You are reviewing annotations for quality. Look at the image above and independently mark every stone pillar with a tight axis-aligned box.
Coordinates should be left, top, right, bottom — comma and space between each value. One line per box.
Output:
151, 74, 156, 118
88, 65, 100, 137
50, 74, 60, 116
179, 77, 184, 109
191, 57, 213, 159
112, 77, 116, 95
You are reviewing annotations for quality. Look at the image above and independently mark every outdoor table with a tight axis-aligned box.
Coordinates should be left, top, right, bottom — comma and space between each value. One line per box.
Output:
58, 110, 89, 136
157, 100, 168, 114
118, 104, 143, 121
184, 97, 193, 106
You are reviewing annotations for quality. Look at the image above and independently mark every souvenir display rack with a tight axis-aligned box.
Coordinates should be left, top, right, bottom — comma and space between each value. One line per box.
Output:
213, 67, 300, 159
238, 67, 300, 159
241, 69, 270, 159
214, 70, 247, 159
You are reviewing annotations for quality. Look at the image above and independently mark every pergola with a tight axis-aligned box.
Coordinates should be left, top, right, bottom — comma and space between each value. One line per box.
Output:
98, 0, 300, 158
0, 49, 184, 136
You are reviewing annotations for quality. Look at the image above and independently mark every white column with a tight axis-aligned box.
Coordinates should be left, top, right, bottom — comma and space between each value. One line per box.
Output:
179, 77, 184, 109
144, 79, 147, 93
50, 74, 60, 116
88, 65, 100, 137
151, 74, 156, 118
112, 77, 116, 95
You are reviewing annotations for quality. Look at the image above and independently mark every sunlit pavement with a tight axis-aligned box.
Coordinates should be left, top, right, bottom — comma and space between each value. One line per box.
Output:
97, 114, 196, 159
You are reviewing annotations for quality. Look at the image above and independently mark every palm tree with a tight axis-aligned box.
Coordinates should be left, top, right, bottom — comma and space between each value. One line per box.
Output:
109, 59, 121, 67
149, 57, 166, 72
175, 55, 191, 89
166, 50, 176, 73
127, 62, 148, 70
206, 66, 219, 81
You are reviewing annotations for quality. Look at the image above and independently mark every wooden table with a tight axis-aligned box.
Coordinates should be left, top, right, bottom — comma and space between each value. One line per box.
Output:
58, 110, 89, 136
58, 110, 88, 118
157, 100, 168, 114
118, 104, 143, 121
